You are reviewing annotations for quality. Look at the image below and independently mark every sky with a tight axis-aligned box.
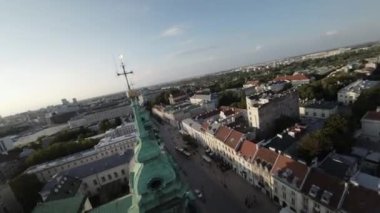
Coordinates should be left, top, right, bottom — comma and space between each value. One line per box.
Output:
1, 0, 380, 116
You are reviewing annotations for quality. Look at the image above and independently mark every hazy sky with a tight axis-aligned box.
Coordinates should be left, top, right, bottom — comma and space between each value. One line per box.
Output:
1, 0, 380, 116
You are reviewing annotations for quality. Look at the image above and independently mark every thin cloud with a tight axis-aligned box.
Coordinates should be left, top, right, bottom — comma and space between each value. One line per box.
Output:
255, 45, 263, 51
161, 26, 184, 37
172, 45, 218, 57
324, 30, 339, 36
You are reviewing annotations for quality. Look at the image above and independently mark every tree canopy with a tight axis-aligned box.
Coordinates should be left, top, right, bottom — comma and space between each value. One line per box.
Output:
9, 174, 43, 213
26, 139, 99, 166
298, 114, 354, 162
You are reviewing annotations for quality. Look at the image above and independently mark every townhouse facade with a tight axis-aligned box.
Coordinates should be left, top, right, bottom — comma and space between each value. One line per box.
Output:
181, 116, 380, 213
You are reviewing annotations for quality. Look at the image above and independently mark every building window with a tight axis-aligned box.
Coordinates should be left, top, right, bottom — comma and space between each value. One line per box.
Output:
321, 113, 325, 118
121, 169, 125, 175
291, 197, 295, 205
282, 191, 286, 200
108, 174, 112, 180
93, 179, 98, 185
114, 172, 118, 178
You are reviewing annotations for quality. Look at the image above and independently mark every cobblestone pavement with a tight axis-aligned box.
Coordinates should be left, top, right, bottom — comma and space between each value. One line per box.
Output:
159, 124, 279, 213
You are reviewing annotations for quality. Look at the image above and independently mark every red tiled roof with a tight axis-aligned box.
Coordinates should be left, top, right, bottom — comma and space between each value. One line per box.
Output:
239, 140, 258, 160
274, 73, 310, 82
342, 185, 380, 213
271, 155, 308, 188
301, 169, 346, 210
196, 109, 220, 120
214, 126, 232, 142
254, 147, 279, 165
363, 111, 380, 121
224, 130, 244, 150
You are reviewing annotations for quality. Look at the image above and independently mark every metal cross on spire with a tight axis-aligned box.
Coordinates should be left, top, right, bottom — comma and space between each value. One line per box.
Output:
117, 55, 134, 98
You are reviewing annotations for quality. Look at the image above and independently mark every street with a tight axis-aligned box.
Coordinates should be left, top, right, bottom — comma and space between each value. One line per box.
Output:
158, 124, 278, 213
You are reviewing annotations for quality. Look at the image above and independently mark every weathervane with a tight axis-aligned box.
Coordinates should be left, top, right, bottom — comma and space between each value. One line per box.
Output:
117, 55, 136, 98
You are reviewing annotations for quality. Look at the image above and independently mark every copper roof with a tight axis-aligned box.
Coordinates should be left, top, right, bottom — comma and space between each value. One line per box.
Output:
363, 111, 380, 121
214, 126, 232, 142
274, 73, 309, 82
301, 169, 345, 210
238, 140, 258, 160
271, 155, 308, 188
224, 130, 244, 150
254, 147, 279, 165
342, 185, 380, 213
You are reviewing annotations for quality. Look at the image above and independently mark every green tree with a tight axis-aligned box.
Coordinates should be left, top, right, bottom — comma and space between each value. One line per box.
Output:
218, 91, 241, 107
99, 119, 112, 132
9, 174, 43, 212
114, 117, 122, 126
26, 139, 99, 166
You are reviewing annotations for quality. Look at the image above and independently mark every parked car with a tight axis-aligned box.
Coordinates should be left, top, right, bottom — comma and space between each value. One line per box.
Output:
194, 189, 205, 201
202, 155, 212, 163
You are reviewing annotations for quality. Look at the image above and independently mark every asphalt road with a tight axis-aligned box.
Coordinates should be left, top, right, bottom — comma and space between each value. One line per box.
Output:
158, 124, 278, 213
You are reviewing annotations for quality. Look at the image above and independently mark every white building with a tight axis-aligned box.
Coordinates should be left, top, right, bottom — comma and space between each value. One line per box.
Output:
76, 151, 131, 197
299, 101, 338, 119
189, 92, 218, 109
0, 136, 16, 154
246, 91, 299, 137
337, 80, 380, 105
25, 130, 136, 182
152, 102, 207, 127
361, 107, 380, 142
40, 150, 133, 199
68, 105, 132, 128
138, 89, 162, 106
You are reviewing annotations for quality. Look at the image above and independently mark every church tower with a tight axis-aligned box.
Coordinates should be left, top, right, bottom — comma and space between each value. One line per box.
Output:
127, 100, 194, 213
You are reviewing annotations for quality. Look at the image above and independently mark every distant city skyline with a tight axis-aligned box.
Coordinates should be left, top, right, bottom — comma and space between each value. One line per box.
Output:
1, 0, 380, 116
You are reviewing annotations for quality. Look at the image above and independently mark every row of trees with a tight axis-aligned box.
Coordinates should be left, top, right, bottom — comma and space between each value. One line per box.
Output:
298, 115, 354, 162
25, 139, 99, 166
99, 117, 122, 133
51, 126, 96, 144
217, 91, 246, 108
298, 73, 358, 101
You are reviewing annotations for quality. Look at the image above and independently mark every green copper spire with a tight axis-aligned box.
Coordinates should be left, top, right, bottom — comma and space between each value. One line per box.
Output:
128, 100, 194, 213
90, 63, 195, 213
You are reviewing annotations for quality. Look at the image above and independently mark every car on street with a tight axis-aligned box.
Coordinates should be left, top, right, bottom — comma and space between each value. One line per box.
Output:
194, 189, 205, 201
175, 146, 184, 152
182, 150, 192, 158
202, 155, 212, 163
